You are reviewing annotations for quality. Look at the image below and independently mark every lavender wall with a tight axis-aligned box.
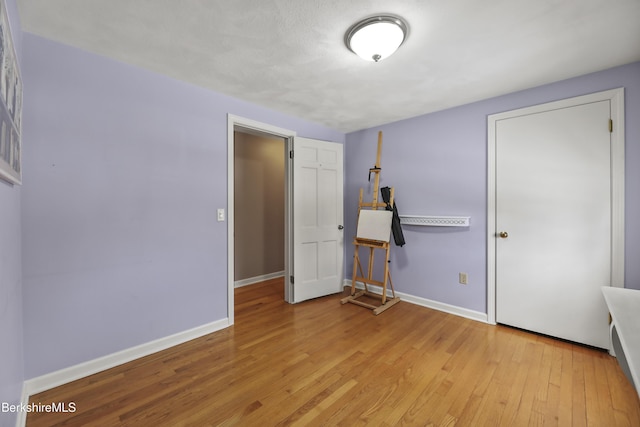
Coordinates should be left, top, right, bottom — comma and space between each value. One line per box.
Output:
21, 33, 343, 379
0, 184, 23, 426
0, 0, 23, 425
346, 62, 640, 314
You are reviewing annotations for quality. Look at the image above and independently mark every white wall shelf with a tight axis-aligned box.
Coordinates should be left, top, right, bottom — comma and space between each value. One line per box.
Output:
399, 215, 470, 227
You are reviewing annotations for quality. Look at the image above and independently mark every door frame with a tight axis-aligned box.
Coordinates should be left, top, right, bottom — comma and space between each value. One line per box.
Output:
486, 88, 625, 325
227, 114, 296, 325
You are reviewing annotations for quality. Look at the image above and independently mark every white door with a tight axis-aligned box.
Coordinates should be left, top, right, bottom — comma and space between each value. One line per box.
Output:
292, 137, 344, 302
495, 100, 613, 349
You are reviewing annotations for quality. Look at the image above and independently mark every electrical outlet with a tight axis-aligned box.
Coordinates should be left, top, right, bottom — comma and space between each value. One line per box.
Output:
459, 273, 468, 285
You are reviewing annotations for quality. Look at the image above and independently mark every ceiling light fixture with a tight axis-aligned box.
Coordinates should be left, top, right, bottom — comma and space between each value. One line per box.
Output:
345, 15, 408, 62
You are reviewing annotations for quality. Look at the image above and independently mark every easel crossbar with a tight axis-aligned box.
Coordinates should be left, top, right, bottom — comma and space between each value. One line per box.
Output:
353, 277, 386, 288
359, 202, 388, 209
353, 238, 388, 248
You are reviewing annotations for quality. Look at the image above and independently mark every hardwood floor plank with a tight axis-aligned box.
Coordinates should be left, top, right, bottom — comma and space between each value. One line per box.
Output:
556, 343, 575, 426
27, 279, 640, 426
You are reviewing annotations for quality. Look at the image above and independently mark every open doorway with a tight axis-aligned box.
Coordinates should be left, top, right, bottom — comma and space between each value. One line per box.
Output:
233, 130, 286, 287
227, 115, 345, 324
227, 115, 296, 325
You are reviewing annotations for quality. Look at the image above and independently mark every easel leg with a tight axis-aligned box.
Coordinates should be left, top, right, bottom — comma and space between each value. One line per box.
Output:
381, 245, 392, 304
350, 246, 359, 295
367, 247, 374, 286
387, 269, 397, 299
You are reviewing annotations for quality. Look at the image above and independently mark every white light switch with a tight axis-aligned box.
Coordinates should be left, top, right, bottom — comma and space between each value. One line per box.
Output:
217, 208, 225, 222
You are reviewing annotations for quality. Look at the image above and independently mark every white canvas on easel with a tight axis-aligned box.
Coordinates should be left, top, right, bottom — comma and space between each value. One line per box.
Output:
356, 210, 393, 242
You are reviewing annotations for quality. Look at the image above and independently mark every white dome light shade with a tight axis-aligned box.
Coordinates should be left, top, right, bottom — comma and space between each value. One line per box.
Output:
345, 16, 408, 62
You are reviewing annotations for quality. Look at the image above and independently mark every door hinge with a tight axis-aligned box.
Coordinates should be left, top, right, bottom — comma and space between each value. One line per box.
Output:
290, 275, 294, 284
289, 150, 294, 159
609, 119, 613, 133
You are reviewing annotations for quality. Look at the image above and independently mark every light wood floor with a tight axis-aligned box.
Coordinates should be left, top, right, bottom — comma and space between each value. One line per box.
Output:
28, 278, 640, 426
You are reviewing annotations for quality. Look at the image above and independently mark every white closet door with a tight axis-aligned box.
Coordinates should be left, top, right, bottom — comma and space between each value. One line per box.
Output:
495, 100, 612, 349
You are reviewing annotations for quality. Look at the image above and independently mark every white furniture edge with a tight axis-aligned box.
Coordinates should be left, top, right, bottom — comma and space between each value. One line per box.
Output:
601, 286, 640, 398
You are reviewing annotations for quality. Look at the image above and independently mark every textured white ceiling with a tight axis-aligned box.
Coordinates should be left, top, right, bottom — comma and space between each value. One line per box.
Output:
17, 0, 640, 132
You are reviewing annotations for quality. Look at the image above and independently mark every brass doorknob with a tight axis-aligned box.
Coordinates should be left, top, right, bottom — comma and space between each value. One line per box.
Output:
499, 231, 508, 238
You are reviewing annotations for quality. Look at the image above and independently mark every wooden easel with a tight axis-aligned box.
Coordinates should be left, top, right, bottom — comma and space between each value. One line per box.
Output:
341, 131, 400, 315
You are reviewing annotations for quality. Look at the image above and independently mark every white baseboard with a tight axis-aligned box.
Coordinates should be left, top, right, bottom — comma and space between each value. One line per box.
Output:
15, 383, 29, 427
234, 271, 284, 288
343, 279, 488, 323
21, 318, 230, 404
